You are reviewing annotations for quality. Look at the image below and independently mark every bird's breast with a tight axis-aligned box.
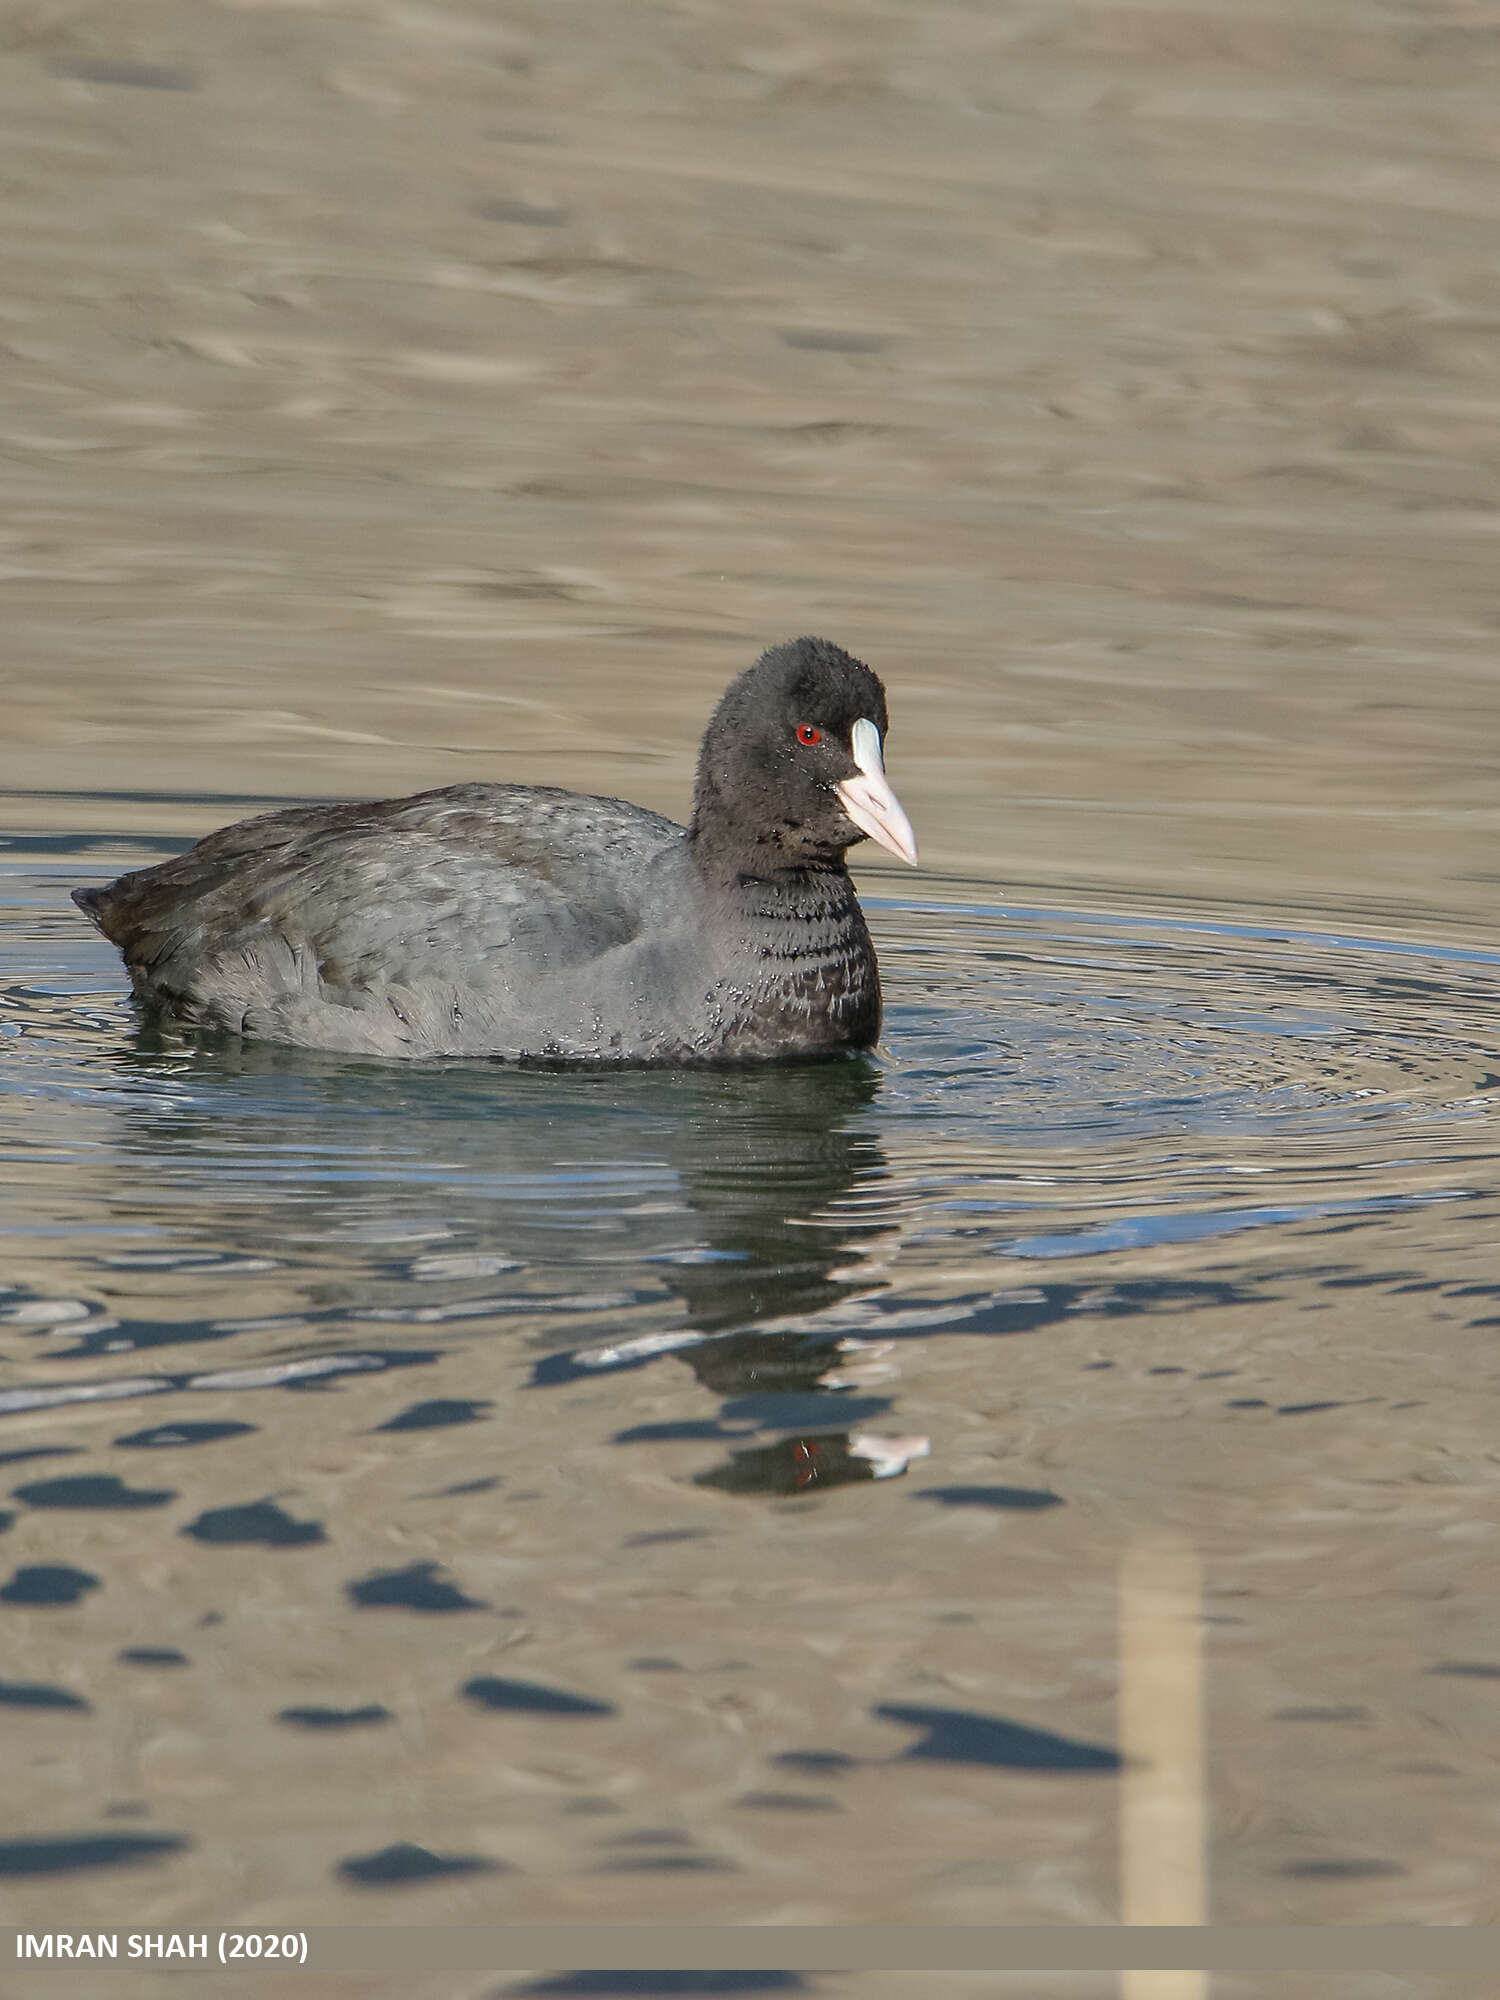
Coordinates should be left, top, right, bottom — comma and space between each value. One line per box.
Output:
706, 872, 882, 1057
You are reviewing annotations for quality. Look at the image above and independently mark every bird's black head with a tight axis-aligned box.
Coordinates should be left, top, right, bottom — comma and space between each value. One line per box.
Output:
689, 637, 917, 878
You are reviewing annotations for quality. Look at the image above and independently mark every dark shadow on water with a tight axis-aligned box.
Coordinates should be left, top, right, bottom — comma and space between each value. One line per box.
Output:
181, 1499, 325, 1547
277, 1703, 392, 1730
874, 1702, 1120, 1772
462, 1674, 615, 1718
347, 1560, 485, 1613
0, 1832, 190, 1876
615, 1421, 738, 1444
338, 1841, 505, 1886
13, 1474, 176, 1510
0, 1679, 90, 1710
377, 1397, 491, 1431
0, 1563, 100, 1606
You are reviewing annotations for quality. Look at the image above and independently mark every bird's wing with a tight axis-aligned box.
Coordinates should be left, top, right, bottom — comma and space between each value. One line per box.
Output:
79, 784, 685, 1013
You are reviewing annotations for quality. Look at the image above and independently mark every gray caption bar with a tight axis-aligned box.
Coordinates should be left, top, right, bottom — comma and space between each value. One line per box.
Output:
9, 1927, 1500, 1972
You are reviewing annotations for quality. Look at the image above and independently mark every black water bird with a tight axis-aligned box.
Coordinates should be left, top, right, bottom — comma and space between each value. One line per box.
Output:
74, 637, 918, 1064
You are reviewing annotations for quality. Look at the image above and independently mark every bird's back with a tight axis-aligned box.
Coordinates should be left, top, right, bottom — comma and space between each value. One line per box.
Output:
75, 783, 687, 1057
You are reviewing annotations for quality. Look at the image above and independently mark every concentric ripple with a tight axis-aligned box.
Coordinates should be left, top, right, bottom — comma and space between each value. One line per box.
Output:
2, 862, 1497, 1376
864, 894, 1498, 1270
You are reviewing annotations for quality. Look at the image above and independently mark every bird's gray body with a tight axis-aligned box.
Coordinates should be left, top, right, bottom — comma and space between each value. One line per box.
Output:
76, 781, 881, 1063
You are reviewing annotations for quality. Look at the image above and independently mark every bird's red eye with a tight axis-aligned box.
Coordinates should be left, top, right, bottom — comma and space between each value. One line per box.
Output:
796, 723, 822, 746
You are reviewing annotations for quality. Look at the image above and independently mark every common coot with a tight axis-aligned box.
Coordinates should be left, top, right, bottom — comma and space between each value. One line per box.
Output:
73, 636, 918, 1064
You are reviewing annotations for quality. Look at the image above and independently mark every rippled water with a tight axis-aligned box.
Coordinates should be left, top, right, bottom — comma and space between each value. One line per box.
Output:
9, 859, 1495, 1393
5, 0, 1500, 1976
5, 842, 1500, 1945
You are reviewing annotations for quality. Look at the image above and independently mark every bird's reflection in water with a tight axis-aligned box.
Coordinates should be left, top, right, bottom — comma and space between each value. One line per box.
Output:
102, 1035, 911, 1494
695, 1431, 929, 1496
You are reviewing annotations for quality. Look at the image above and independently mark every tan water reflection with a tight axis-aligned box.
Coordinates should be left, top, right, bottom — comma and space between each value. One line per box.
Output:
6, 0, 1500, 929
3, 0, 1500, 1963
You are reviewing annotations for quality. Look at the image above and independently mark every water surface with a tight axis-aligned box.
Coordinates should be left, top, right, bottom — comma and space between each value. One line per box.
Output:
2, 0, 1500, 1973
5, 842, 1500, 1943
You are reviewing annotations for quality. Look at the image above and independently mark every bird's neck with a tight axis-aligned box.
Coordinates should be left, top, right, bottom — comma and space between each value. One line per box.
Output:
687, 800, 852, 890
709, 855, 858, 924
